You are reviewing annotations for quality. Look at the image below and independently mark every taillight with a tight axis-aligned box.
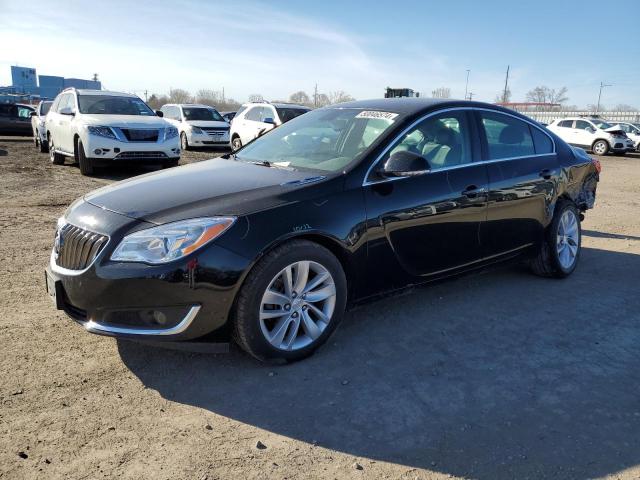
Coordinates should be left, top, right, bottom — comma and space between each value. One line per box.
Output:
591, 157, 602, 174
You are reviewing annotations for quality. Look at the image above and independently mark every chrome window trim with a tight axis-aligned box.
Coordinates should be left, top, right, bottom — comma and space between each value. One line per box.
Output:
362, 106, 557, 186
85, 305, 201, 336
49, 221, 111, 276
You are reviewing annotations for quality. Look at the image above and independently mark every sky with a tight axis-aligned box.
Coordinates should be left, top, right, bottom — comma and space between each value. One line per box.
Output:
1, 0, 639, 108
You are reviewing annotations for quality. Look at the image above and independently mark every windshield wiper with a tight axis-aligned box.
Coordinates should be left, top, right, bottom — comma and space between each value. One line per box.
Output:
247, 160, 273, 168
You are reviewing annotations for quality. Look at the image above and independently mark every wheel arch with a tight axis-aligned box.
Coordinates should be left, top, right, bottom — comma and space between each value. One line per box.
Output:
591, 137, 611, 149
73, 133, 81, 160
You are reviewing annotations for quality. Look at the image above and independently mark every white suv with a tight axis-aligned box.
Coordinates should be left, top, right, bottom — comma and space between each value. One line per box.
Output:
31, 100, 53, 153
160, 103, 230, 150
610, 121, 640, 151
230, 102, 310, 150
46, 89, 180, 175
547, 117, 635, 155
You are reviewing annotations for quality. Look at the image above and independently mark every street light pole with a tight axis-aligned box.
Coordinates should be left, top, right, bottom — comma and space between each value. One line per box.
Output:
464, 69, 470, 100
596, 82, 612, 114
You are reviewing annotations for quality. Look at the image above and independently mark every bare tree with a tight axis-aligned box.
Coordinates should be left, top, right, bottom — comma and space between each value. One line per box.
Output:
195, 89, 221, 107
431, 87, 451, 99
526, 86, 569, 107
289, 91, 310, 105
613, 104, 638, 111
248, 94, 264, 103
315, 93, 331, 107
147, 93, 169, 110
495, 87, 512, 103
548, 87, 569, 105
586, 104, 602, 113
168, 88, 192, 104
328, 91, 355, 105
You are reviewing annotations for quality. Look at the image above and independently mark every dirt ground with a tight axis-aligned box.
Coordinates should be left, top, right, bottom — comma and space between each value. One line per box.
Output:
1, 136, 639, 480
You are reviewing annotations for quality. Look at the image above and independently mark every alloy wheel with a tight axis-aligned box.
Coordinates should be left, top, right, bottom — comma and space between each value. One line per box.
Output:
556, 209, 579, 269
593, 141, 607, 155
259, 261, 336, 351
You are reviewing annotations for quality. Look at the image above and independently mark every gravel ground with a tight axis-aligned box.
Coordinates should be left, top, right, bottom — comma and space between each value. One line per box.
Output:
1, 136, 639, 480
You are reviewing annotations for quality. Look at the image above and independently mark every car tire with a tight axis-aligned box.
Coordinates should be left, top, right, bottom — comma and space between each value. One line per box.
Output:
164, 159, 179, 168
232, 136, 242, 151
530, 200, 581, 278
180, 133, 190, 151
592, 140, 609, 156
76, 139, 94, 176
233, 240, 347, 363
48, 137, 65, 165
39, 137, 49, 153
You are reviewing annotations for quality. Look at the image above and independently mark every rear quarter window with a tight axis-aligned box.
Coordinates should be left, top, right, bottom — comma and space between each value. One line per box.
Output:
530, 126, 554, 154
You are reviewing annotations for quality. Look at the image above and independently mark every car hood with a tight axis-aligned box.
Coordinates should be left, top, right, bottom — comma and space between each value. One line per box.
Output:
80, 114, 170, 128
603, 125, 626, 135
185, 120, 229, 128
83, 158, 326, 224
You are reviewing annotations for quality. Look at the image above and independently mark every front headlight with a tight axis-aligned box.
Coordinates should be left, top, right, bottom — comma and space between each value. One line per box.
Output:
164, 127, 179, 140
190, 126, 204, 134
111, 217, 235, 264
88, 125, 116, 139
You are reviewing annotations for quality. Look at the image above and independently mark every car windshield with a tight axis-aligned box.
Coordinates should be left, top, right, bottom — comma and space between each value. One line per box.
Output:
276, 107, 310, 123
41, 101, 52, 115
183, 107, 223, 121
236, 108, 400, 173
78, 95, 154, 115
592, 120, 613, 130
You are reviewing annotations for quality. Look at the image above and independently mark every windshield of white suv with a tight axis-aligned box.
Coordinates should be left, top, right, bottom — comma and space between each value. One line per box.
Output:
276, 107, 310, 123
236, 108, 400, 173
183, 107, 224, 122
77, 95, 155, 115
592, 120, 613, 130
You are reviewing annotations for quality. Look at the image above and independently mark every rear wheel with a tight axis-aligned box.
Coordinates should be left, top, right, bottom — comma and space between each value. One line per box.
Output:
39, 138, 48, 153
48, 137, 65, 165
592, 140, 609, 156
232, 136, 242, 151
233, 240, 347, 363
76, 139, 94, 176
180, 133, 190, 151
530, 200, 581, 278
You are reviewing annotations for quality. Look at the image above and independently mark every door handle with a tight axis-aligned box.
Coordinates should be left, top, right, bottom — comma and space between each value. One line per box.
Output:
539, 169, 552, 180
461, 185, 487, 198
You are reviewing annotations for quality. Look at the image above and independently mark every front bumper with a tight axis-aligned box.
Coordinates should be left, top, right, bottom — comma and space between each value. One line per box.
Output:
45, 201, 251, 342
186, 130, 230, 146
83, 134, 181, 162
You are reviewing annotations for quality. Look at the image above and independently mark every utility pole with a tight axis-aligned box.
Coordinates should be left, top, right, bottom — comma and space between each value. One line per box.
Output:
314, 83, 318, 108
596, 82, 611, 114
464, 69, 470, 100
144, 90, 148, 102
222, 87, 225, 103
467, 92, 475, 101
502, 65, 510, 103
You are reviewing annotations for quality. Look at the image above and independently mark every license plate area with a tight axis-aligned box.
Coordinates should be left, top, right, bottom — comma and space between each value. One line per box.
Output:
45, 270, 64, 310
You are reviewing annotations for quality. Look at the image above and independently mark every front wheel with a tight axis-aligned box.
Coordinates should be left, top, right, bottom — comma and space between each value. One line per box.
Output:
76, 139, 94, 176
233, 240, 347, 363
592, 140, 609, 156
530, 201, 581, 278
180, 133, 190, 151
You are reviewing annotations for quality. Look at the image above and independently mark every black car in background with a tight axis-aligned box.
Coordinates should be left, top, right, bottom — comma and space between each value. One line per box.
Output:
0, 103, 35, 135
221, 111, 236, 123
45, 99, 599, 362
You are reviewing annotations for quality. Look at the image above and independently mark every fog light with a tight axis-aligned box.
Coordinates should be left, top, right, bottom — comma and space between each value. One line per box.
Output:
153, 310, 167, 325
94, 149, 102, 155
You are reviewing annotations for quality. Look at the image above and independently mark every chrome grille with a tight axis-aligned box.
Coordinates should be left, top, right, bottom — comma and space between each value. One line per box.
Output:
55, 224, 108, 271
115, 151, 168, 159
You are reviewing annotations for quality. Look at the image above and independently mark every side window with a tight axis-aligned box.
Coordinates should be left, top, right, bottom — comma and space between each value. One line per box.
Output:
245, 107, 261, 121
480, 111, 535, 160
575, 120, 593, 131
388, 111, 472, 170
51, 96, 61, 113
261, 107, 275, 122
57, 94, 71, 112
17, 106, 32, 119
174, 107, 183, 121
558, 120, 573, 128
530, 125, 554, 154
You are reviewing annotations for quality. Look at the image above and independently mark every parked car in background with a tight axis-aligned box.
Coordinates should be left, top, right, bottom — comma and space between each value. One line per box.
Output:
609, 121, 640, 151
547, 117, 634, 155
221, 111, 236, 123
230, 102, 310, 150
46, 99, 599, 362
31, 100, 53, 152
46, 89, 180, 175
0, 103, 35, 136
160, 104, 230, 150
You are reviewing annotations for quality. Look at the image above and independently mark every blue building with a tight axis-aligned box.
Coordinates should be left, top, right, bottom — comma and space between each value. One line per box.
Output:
2, 66, 101, 101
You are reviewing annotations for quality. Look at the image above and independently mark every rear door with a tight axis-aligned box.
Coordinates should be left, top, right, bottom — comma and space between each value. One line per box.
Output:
476, 109, 559, 257
364, 109, 489, 292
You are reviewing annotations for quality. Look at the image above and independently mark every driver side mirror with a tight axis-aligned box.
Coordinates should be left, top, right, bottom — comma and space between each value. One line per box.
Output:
263, 117, 275, 125
59, 106, 75, 116
155, 110, 164, 117
379, 151, 431, 178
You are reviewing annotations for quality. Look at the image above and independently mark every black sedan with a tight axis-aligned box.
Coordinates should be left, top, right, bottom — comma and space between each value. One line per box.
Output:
46, 99, 599, 362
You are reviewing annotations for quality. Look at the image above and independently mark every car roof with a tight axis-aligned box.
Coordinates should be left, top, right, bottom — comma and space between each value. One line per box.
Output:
74, 89, 138, 97
166, 103, 218, 109
242, 102, 309, 110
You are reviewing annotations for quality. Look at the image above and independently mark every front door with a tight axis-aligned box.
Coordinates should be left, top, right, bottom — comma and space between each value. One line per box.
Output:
364, 109, 489, 293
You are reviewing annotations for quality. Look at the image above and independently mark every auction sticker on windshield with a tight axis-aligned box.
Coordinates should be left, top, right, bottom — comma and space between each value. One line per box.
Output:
355, 111, 399, 121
